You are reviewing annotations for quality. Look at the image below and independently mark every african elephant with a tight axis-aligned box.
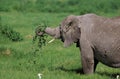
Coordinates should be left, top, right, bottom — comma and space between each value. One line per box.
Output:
36, 14, 120, 74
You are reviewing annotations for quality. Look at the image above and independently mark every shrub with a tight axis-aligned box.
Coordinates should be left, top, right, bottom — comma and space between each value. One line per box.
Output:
33, 23, 47, 49
0, 25, 23, 41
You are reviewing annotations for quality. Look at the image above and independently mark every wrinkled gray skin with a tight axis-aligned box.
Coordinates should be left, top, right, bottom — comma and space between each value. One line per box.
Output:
36, 14, 120, 74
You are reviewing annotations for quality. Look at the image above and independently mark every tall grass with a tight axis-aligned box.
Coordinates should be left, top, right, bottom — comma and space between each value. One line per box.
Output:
0, 0, 120, 14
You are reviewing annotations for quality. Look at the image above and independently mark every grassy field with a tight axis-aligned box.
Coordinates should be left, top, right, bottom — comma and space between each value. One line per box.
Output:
0, 11, 120, 79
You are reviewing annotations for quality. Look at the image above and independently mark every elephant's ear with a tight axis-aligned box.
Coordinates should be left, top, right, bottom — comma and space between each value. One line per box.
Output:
63, 16, 81, 47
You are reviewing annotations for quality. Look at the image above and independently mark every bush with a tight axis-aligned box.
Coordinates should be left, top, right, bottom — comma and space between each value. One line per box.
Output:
0, 25, 23, 41
33, 23, 47, 49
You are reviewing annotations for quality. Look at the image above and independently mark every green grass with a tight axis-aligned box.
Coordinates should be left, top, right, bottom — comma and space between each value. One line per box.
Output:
1, 0, 120, 14
0, 12, 120, 79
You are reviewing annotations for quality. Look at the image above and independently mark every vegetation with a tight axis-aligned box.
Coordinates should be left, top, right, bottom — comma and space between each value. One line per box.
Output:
33, 24, 47, 49
0, 0, 120, 14
0, 0, 120, 79
0, 25, 23, 41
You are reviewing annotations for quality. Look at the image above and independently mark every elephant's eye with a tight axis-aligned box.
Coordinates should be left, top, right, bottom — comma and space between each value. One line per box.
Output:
68, 22, 72, 26
59, 26, 62, 31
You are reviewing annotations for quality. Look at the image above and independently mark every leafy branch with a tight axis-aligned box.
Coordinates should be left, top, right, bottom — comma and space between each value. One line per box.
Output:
33, 23, 47, 49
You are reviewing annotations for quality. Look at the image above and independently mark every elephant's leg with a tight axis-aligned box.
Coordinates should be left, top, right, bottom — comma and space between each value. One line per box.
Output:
81, 55, 94, 74
94, 58, 99, 72
80, 39, 94, 74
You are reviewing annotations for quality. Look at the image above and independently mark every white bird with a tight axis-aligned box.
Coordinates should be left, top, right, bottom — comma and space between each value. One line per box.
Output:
117, 75, 119, 79
38, 73, 42, 79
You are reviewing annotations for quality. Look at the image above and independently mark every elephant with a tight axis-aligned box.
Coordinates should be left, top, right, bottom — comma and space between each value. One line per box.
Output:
36, 13, 120, 74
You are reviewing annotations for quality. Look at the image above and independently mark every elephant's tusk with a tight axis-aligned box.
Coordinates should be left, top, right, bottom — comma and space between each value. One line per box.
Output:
48, 38, 55, 43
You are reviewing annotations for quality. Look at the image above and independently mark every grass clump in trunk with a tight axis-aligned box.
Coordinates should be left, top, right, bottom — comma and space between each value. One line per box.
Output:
33, 23, 48, 50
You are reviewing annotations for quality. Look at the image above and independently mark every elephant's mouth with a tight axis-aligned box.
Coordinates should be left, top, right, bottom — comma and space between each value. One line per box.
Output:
76, 40, 80, 47
59, 29, 65, 42
60, 36, 64, 42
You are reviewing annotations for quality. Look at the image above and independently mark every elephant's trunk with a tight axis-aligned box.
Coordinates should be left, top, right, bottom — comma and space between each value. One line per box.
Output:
36, 27, 60, 43
44, 27, 60, 38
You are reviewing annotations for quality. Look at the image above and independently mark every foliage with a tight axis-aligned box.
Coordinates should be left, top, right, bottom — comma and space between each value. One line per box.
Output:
0, 15, 23, 41
33, 23, 48, 49
0, 25, 23, 41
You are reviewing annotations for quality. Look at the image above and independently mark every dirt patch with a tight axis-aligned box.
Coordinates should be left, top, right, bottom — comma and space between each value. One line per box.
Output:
0, 48, 11, 56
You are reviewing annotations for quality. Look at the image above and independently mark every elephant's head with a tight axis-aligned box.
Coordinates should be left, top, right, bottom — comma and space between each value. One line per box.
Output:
36, 15, 81, 47
59, 15, 81, 47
